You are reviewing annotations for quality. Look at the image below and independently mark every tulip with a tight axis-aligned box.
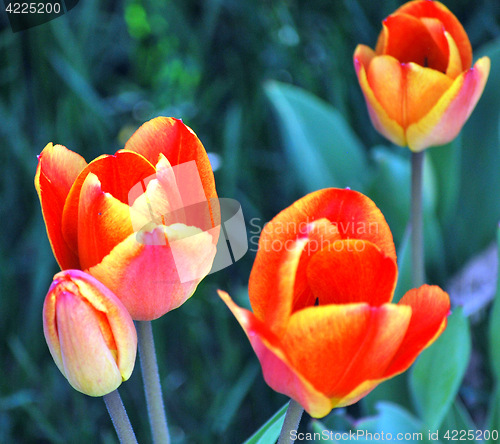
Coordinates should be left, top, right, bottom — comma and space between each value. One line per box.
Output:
43, 270, 137, 397
35, 117, 219, 320
218, 188, 450, 418
354, 0, 490, 151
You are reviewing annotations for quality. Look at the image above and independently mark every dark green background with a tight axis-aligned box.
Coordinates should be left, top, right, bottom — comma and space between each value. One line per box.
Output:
1, 1, 500, 442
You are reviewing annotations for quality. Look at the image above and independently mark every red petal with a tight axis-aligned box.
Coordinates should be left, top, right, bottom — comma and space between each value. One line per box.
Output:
61, 151, 156, 258
395, 0, 472, 69
307, 239, 397, 306
249, 189, 396, 329
77, 173, 138, 270
124, 117, 218, 205
88, 225, 217, 320
381, 13, 448, 72
34, 143, 87, 269
217, 290, 333, 418
384, 285, 450, 376
282, 303, 411, 405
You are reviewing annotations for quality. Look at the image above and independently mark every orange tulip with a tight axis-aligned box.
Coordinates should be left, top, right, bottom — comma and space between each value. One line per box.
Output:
219, 188, 450, 418
43, 270, 137, 396
35, 117, 219, 320
354, 0, 490, 151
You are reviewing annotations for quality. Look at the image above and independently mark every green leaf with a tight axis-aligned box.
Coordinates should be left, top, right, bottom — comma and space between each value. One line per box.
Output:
489, 225, 500, 379
427, 137, 461, 227
243, 402, 289, 444
410, 308, 471, 430
440, 399, 477, 435
367, 146, 438, 248
265, 80, 368, 193
356, 402, 430, 443
447, 39, 500, 267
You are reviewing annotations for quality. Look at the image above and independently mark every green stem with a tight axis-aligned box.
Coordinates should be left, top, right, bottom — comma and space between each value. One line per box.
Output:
103, 389, 138, 444
277, 400, 304, 444
411, 150, 425, 287
137, 321, 170, 444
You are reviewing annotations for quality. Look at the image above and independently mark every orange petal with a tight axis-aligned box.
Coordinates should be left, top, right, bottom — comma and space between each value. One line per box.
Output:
88, 225, 217, 320
307, 239, 397, 306
77, 173, 140, 270
217, 290, 332, 418
405, 62, 453, 124
43, 270, 137, 396
250, 235, 310, 335
444, 31, 463, 79
381, 13, 448, 72
406, 56, 490, 151
290, 218, 342, 313
282, 303, 411, 409
384, 285, 450, 376
61, 150, 156, 258
365, 55, 404, 127
124, 117, 218, 205
354, 52, 406, 146
395, 0, 472, 69
34, 143, 87, 269
249, 189, 396, 329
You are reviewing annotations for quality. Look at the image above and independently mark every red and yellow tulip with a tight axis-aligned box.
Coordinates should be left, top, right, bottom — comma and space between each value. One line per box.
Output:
354, 0, 490, 151
35, 117, 219, 320
219, 188, 450, 418
43, 270, 137, 396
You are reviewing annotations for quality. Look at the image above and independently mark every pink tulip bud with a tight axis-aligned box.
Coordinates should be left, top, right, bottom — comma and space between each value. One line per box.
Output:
43, 270, 137, 396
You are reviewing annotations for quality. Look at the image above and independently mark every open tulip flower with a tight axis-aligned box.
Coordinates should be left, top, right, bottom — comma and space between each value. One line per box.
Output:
35, 117, 219, 320
219, 188, 450, 418
43, 270, 137, 397
354, 0, 490, 151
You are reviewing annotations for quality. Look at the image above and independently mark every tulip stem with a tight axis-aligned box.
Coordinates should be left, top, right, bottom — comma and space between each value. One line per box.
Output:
137, 320, 171, 444
411, 150, 425, 287
103, 389, 138, 444
277, 399, 304, 444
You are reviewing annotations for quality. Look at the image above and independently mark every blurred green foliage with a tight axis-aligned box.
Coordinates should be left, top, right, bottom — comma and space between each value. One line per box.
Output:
1, 0, 500, 443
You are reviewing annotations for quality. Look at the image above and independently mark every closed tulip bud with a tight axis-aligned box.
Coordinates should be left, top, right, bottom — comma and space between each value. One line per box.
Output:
354, 0, 489, 151
43, 270, 137, 397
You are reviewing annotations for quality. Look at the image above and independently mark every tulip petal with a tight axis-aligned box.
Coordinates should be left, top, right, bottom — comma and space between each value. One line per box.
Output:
218, 290, 332, 418
124, 117, 218, 204
66, 270, 137, 381
381, 13, 448, 72
405, 62, 453, 124
307, 239, 397, 306
88, 225, 216, 320
56, 290, 123, 396
406, 56, 490, 151
62, 150, 156, 258
44, 270, 138, 388
384, 285, 450, 376
395, 0, 472, 69
249, 189, 396, 331
77, 173, 144, 270
34, 143, 87, 269
290, 218, 342, 313
366, 55, 404, 127
129, 154, 215, 234
354, 50, 406, 146
444, 31, 463, 79
282, 303, 411, 409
